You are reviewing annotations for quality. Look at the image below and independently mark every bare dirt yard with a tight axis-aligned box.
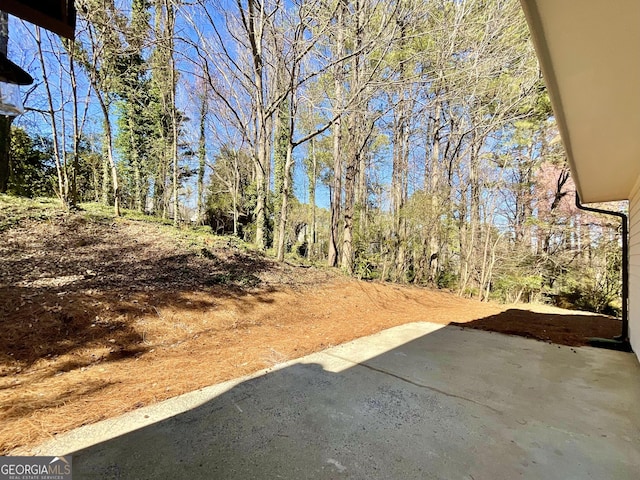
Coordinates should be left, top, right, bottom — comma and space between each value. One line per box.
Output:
0, 198, 622, 454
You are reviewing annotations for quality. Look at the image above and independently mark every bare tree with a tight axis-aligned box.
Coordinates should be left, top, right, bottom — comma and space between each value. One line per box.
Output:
76, 0, 125, 216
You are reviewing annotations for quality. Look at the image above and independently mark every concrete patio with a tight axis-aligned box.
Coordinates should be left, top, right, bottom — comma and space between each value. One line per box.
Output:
29, 322, 640, 479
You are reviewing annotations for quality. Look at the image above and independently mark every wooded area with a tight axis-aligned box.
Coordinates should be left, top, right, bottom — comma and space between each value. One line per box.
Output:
3, 0, 625, 313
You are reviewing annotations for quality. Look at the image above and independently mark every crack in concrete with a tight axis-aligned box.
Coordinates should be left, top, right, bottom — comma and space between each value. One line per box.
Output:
323, 352, 503, 415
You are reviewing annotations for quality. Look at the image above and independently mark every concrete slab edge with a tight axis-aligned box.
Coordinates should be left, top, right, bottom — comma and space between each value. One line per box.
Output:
17, 322, 444, 457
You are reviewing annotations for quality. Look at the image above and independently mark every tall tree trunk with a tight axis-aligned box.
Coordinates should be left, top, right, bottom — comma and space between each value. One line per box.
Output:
128, 115, 144, 211
307, 138, 317, 259
154, 161, 167, 218
328, 0, 346, 267
273, 92, 290, 254
35, 28, 68, 206
341, 135, 357, 272
96, 93, 120, 216
328, 118, 342, 266
356, 140, 367, 234
152, 0, 170, 218
101, 129, 111, 204
165, 0, 179, 226
232, 153, 240, 236
341, 0, 368, 273
242, 0, 269, 250
255, 127, 268, 249
68, 40, 79, 205
390, 19, 410, 282
459, 136, 482, 296
81, 2, 122, 216
426, 99, 442, 283
276, 140, 293, 262
197, 88, 207, 223
390, 103, 408, 280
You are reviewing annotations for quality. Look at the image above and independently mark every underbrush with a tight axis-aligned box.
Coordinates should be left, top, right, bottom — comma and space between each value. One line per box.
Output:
0, 195, 62, 232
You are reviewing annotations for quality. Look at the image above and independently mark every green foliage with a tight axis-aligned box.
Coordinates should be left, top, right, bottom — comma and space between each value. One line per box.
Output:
492, 273, 543, 303
530, 80, 554, 122
78, 201, 170, 225
206, 271, 261, 287
205, 147, 255, 240
354, 252, 380, 280
8, 127, 56, 198
11, 0, 624, 316
111, 0, 162, 212
436, 269, 458, 290
554, 247, 622, 316
69, 136, 105, 203
0, 195, 60, 232
273, 96, 292, 219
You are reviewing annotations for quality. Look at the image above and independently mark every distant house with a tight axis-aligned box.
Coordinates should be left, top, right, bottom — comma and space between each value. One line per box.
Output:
521, 0, 640, 360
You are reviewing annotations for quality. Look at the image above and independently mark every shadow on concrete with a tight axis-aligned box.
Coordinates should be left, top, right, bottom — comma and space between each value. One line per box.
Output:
63, 323, 640, 480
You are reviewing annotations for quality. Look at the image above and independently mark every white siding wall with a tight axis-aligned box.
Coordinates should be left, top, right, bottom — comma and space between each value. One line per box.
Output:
629, 175, 640, 362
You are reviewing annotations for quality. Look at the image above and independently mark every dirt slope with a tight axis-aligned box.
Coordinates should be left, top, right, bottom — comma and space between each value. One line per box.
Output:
0, 199, 621, 453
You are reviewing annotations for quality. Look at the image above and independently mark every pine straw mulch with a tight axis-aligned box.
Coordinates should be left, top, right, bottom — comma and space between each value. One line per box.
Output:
0, 210, 623, 454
